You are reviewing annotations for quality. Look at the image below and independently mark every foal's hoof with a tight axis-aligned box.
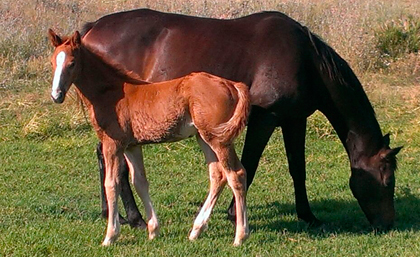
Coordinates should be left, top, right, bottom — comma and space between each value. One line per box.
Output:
233, 239, 244, 247
147, 219, 160, 240
102, 235, 118, 246
233, 234, 249, 246
189, 224, 208, 241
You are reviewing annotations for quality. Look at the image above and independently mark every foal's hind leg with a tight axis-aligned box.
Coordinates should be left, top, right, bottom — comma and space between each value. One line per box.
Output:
124, 145, 159, 240
215, 144, 249, 246
227, 108, 277, 222
189, 136, 227, 241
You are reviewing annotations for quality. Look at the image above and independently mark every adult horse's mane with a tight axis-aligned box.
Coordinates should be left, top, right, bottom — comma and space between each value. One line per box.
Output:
80, 41, 149, 86
80, 22, 147, 85
80, 21, 95, 37
307, 28, 377, 119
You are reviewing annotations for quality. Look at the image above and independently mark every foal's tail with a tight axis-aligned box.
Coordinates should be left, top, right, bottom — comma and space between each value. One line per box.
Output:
214, 81, 250, 144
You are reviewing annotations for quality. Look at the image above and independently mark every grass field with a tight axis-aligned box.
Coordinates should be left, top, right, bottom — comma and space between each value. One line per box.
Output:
1, 0, 420, 256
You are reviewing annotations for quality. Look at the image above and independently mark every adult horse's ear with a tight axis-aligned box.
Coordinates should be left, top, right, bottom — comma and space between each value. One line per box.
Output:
383, 133, 391, 147
380, 146, 403, 161
48, 29, 62, 47
70, 31, 82, 49
388, 146, 403, 158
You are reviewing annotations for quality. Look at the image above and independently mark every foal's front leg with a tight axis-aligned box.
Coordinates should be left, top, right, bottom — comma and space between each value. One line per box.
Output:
124, 145, 160, 240
97, 142, 146, 228
102, 141, 124, 246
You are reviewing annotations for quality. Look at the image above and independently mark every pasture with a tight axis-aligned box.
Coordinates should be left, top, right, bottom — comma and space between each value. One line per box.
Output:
1, 0, 419, 256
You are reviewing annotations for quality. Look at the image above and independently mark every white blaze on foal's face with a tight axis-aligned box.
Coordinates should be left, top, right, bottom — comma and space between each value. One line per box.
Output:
51, 51, 66, 100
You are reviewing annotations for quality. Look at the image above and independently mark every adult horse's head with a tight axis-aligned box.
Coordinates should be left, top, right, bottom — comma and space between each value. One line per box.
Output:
348, 133, 402, 230
48, 29, 82, 104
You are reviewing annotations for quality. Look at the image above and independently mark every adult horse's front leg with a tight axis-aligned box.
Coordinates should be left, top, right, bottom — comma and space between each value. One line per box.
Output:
282, 117, 321, 227
124, 145, 159, 240
97, 142, 146, 228
101, 141, 124, 246
227, 107, 277, 221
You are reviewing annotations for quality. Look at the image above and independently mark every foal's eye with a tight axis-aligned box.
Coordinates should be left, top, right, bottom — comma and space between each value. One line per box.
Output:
68, 62, 75, 68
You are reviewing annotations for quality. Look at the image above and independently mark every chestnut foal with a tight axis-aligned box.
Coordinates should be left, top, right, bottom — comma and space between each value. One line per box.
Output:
48, 29, 250, 246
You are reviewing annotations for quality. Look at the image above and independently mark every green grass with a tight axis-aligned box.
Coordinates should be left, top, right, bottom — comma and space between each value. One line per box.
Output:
1, 0, 420, 256
1, 99, 420, 256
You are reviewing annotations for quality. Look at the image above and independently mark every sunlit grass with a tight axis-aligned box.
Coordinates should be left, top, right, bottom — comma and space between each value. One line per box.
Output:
1, 0, 419, 256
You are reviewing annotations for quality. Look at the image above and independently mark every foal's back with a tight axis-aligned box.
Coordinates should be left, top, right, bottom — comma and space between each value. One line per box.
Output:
124, 72, 249, 145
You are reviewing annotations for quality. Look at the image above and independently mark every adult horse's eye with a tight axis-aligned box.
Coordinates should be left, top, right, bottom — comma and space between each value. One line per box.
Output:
68, 62, 75, 68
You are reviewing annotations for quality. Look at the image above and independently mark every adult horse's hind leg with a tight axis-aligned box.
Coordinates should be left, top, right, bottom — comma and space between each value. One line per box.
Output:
189, 136, 227, 241
227, 107, 277, 222
97, 142, 146, 228
282, 117, 321, 227
124, 145, 159, 240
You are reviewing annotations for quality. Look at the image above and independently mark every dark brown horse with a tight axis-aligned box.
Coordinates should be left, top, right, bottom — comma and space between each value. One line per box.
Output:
48, 29, 250, 245
82, 9, 402, 230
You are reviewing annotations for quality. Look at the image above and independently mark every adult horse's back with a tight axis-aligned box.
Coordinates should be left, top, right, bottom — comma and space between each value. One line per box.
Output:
82, 9, 401, 230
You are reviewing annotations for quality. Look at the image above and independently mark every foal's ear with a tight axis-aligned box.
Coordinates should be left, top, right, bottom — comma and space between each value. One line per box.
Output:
70, 31, 82, 49
48, 29, 63, 47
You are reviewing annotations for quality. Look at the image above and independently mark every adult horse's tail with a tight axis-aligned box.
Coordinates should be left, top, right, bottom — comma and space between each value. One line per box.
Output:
214, 81, 250, 144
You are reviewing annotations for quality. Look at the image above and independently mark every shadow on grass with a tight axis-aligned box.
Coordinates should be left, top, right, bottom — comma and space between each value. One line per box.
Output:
247, 192, 420, 236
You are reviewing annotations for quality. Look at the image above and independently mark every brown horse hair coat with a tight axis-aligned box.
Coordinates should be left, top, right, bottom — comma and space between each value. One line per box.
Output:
48, 29, 250, 246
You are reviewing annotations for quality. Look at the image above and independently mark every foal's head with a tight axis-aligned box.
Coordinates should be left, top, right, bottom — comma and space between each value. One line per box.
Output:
48, 29, 82, 103
348, 133, 402, 230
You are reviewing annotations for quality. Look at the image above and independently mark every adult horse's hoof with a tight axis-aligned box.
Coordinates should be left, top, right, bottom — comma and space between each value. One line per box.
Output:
128, 217, 147, 229
118, 214, 129, 225
307, 218, 324, 229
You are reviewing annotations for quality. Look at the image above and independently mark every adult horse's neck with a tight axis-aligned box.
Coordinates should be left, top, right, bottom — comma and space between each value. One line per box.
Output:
74, 44, 147, 103
310, 32, 384, 164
